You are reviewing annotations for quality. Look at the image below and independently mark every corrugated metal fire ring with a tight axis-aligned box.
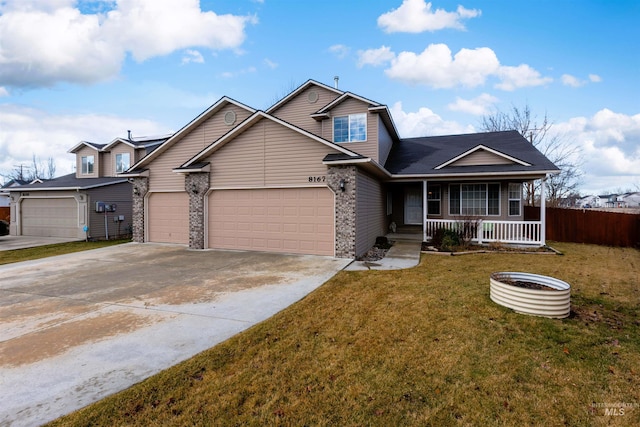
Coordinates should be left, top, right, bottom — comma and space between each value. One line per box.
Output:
490, 272, 570, 319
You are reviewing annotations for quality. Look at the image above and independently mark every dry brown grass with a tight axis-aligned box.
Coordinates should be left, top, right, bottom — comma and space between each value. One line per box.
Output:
49, 242, 640, 426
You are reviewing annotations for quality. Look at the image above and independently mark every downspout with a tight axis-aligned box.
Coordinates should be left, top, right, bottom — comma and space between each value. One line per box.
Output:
540, 175, 547, 246
423, 180, 427, 242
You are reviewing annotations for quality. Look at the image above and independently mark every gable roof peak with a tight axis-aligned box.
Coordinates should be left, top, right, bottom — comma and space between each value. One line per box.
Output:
266, 79, 343, 113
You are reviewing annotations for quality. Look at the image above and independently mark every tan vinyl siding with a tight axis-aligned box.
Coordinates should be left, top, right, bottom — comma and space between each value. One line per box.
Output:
270, 86, 340, 136
76, 146, 99, 178
321, 98, 379, 162
207, 119, 339, 188
377, 115, 393, 166
86, 182, 133, 239
147, 105, 252, 191
100, 152, 112, 177
449, 149, 515, 167
355, 171, 386, 257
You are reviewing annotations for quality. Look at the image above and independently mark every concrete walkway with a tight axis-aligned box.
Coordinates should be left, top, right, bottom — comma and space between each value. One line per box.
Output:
345, 239, 422, 271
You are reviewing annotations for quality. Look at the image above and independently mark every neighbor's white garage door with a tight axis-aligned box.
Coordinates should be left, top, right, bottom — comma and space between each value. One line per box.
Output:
208, 188, 334, 256
147, 192, 189, 244
21, 198, 78, 238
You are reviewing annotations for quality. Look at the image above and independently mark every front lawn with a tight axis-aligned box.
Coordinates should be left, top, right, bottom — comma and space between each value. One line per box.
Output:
50, 242, 640, 426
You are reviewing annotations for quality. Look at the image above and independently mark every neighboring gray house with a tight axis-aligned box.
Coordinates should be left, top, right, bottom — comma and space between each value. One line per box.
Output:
8, 135, 169, 239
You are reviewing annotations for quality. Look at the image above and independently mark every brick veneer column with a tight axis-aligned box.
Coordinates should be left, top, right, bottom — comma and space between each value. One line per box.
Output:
328, 165, 357, 258
185, 173, 210, 249
131, 177, 148, 243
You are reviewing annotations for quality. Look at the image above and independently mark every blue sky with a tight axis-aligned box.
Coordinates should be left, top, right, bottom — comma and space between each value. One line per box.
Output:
1, 0, 638, 194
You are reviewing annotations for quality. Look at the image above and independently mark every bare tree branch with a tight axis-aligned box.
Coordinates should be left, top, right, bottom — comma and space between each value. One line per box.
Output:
480, 104, 583, 207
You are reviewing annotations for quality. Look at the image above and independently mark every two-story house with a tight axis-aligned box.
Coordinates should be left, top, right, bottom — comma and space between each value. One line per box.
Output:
121, 79, 559, 258
8, 134, 169, 239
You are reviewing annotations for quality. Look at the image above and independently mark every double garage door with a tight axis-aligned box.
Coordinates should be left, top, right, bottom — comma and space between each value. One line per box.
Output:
147, 188, 334, 256
21, 198, 79, 238
209, 188, 334, 256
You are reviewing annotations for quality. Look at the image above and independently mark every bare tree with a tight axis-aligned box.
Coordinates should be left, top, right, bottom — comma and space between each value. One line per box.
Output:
480, 104, 583, 207
267, 79, 301, 109
1, 155, 57, 183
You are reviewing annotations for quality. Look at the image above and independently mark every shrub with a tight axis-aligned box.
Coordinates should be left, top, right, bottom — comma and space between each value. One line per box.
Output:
432, 228, 461, 251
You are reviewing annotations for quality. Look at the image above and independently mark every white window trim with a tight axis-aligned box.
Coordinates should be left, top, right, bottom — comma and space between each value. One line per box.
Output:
449, 182, 501, 217
81, 155, 94, 175
333, 113, 367, 143
508, 183, 522, 217
427, 184, 441, 216
115, 153, 130, 174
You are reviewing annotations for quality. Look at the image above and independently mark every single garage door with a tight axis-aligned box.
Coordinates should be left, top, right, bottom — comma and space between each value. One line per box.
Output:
21, 198, 78, 238
209, 188, 334, 256
147, 192, 189, 244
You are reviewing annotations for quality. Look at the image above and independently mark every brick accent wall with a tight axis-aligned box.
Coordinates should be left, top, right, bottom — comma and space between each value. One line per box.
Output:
328, 165, 357, 258
185, 173, 210, 249
131, 177, 148, 243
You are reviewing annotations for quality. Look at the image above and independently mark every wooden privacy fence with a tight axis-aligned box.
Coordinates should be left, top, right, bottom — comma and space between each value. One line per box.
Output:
525, 206, 640, 247
0, 206, 9, 222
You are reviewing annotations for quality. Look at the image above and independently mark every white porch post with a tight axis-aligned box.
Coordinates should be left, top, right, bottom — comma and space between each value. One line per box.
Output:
540, 176, 546, 246
423, 180, 428, 242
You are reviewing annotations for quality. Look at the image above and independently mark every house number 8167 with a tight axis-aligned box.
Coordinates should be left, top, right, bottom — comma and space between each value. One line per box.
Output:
308, 176, 326, 183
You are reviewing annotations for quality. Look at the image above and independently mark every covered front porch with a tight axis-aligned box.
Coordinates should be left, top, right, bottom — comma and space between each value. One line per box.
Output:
386, 178, 549, 246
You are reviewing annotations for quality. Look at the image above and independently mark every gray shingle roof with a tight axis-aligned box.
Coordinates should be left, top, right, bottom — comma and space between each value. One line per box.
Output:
384, 130, 560, 176
9, 173, 128, 191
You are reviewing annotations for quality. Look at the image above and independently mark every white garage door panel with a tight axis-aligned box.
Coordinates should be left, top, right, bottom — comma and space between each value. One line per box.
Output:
209, 188, 334, 256
148, 192, 189, 244
21, 198, 78, 238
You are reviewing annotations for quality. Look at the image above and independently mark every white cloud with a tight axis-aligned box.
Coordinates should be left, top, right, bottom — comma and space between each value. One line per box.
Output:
385, 44, 499, 88
328, 44, 350, 59
447, 93, 499, 115
390, 101, 475, 137
0, 0, 256, 88
494, 64, 553, 91
561, 73, 602, 88
0, 87, 9, 97
181, 49, 204, 65
383, 44, 553, 91
553, 109, 640, 193
357, 46, 395, 68
264, 58, 278, 69
378, 0, 480, 33
0, 104, 168, 179
561, 74, 584, 87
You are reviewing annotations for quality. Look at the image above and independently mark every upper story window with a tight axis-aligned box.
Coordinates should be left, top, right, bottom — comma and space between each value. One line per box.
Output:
449, 183, 500, 216
115, 153, 130, 174
81, 155, 94, 174
508, 183, 522, 216
333, 113, 366, 143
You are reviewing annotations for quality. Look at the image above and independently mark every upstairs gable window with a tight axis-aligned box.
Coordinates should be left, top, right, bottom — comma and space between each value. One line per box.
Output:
115, 153, 130, 174
81, 155, 94, 174
333, 113, 366, 142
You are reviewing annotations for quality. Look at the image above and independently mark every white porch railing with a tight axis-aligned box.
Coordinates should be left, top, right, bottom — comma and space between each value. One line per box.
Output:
425, 219, 543, 246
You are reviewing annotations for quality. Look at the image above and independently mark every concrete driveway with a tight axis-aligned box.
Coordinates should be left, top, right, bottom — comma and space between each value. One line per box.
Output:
0, 243, 351, 427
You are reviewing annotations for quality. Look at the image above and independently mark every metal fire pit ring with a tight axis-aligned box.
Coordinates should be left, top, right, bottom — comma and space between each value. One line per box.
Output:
490, 272, 570, 319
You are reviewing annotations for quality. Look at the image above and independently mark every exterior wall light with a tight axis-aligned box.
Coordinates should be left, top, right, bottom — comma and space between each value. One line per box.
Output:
339, 179, 346, 192
133, 186, 139, 196
192, 183, 199, 194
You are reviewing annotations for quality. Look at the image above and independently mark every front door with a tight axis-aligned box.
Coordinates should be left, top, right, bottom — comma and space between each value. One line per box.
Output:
404, 188, 423, 225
